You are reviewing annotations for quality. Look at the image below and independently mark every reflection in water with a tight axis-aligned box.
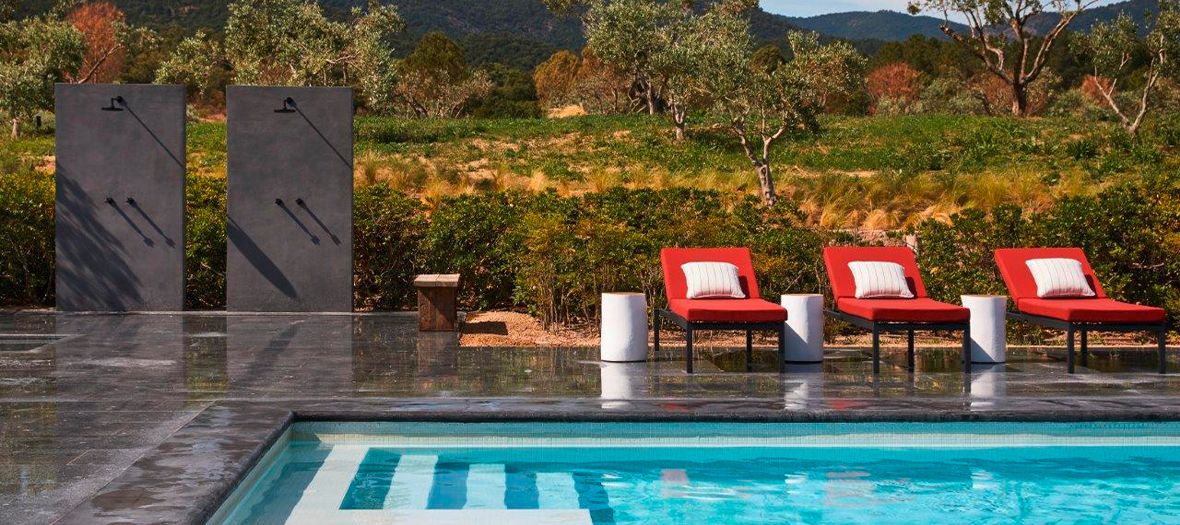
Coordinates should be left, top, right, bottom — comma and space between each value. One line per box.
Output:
970, 363, 1008, 410
601, 362, 649, 410
783, 363, 825, 410
185, 316, 228, 398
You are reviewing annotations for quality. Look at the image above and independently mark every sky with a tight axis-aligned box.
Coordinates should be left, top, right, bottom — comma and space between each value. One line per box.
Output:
761, 0, 1126, 18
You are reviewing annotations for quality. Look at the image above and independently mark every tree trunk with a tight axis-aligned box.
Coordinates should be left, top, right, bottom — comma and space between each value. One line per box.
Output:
10, 118, 17, 140
755, 162, 776, 207
646, 88, 656, 115
1011, 82, 1029, 117
673, 106, 686, 142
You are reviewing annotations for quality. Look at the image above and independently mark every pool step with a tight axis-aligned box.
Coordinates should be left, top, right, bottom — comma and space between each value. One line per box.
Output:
286, 509, 594, 524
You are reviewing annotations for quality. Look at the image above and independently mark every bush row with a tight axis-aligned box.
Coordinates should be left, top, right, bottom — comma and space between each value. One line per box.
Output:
2, 173, 1177, 330
912, 174, 1180, 327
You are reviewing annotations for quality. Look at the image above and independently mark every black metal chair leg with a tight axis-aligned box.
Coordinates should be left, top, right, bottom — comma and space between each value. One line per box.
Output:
778, 324, 787, 374
1066, 325, 1076, 374
906, 329, 915, 372
1080, 329, 1088, 367
746, 330, 753, 373
962, 326, 971, 374
685, 326, 694, 374
653, 310, 661, 359
1160, 328, 1169, 375
871, 325, 881, 375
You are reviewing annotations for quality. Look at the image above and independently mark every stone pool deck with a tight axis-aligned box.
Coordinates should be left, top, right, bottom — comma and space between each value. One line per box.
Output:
1, 312, 1177, 524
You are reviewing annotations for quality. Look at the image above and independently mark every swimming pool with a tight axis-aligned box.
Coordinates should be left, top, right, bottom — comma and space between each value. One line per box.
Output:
209, 421, 1180, 524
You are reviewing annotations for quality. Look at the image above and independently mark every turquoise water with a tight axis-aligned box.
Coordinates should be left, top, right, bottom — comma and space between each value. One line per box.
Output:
211, 422, 1180, 525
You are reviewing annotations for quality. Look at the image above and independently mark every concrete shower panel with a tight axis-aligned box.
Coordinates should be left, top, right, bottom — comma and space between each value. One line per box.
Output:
54, 84, 186, 312
226, 86, 354, 312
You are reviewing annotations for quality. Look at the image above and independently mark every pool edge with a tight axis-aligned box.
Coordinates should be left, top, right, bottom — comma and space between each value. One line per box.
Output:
52, 398, 1180, 525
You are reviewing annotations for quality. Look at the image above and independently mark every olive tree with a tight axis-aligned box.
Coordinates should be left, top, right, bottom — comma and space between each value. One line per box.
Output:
388, 32, 491, 118
554, 0, 751, 140
705, 31, 865, 206
155, 30, 223, 102
582, 0, 675, 115
0, 12, 84, 139
1075, 1, 1180, 136
224, 0, 403, 87
909, 0, 1098, 116
158, 0, 403, 111
653, 2, 750, 141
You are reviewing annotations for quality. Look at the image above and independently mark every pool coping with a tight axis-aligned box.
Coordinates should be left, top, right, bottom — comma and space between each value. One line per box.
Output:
52, 398, 1180, 525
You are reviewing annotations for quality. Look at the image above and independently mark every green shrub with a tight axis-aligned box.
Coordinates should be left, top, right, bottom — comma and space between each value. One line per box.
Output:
0, 172, 54, 306
913, 175, 1180, 330
354, 183, 427, 310
421, 191, 539, 310
185, 175, 227, 309
511, 189, 829, 327
3, 171, 1177, 332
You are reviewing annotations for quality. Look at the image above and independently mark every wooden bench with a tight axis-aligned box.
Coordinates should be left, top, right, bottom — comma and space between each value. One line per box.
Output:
414, 274, 462, 331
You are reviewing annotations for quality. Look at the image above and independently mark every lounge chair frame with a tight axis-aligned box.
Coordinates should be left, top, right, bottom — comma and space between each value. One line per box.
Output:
1008, 311, 1168, 374
653, 308, 787, 374
826, 308, 972, 374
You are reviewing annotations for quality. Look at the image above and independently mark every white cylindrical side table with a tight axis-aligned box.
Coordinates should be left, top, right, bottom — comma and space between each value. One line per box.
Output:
781, 294, 824, 363
601, 293, 648, 362
961, 295, 1007, 364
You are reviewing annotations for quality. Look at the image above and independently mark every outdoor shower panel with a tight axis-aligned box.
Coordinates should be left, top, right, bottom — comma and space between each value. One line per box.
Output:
226, 86, 354, 312
54, 84, 186, 312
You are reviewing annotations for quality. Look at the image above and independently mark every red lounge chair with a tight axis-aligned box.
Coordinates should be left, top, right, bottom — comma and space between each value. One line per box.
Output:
655, 248, 788, 374
995, 248, 1168, 374
823, 246, 972, 374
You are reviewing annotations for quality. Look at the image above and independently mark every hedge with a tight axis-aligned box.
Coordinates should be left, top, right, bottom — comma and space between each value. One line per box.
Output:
2, 172, 1177, 330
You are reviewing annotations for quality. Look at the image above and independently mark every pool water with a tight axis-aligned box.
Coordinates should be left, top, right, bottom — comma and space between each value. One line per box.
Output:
210, 422, 1180, 525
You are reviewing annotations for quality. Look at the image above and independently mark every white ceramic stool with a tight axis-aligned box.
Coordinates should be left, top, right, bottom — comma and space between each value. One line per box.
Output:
601, 292, 648, 362
781, 294, 824, 363
961, 295, 1007, 364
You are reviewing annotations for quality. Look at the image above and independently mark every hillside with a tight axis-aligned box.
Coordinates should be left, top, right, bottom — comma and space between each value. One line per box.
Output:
794, 0, 1159, 42
14, 0, 801, 69
787, 10, 966, 42
1026, 0, 1156, 34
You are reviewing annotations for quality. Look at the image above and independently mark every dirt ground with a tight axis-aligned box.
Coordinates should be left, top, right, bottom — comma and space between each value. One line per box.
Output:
460, 311, 1174, 348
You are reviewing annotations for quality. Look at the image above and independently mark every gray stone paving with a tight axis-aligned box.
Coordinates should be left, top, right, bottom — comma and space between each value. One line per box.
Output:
0, 312, 1176, 524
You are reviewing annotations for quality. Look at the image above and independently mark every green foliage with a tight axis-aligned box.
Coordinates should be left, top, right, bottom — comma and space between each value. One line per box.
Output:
164, 0, 405, 112
4, 165, 1180, 329
0, 172, 54, 306
468, 64, 541, 119
185, 174, 226, 309
389, 32, 492, 118
913, 175, 1180, 328
459, 33, 559, 71
706, 30, 866, 204
354, 183, 427, 310
155, 30, 223, 103
1074, 1, 1180, 135
0, 12, 83, 137
420, 191, 536, 310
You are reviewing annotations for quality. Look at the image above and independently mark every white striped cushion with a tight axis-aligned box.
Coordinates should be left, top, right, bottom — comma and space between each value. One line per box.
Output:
681, 262, 746, 299
1026, 258, 1096, 298
848, 261, 915, 299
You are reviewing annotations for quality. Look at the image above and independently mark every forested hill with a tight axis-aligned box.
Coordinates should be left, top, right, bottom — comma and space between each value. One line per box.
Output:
787, 10, 965, 42
14, 0, 799, 50
790, 0, 1159, 42
13, 0, 1158, 66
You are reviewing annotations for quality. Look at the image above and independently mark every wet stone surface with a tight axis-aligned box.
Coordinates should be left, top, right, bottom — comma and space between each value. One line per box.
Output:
0, 312, 1177, 524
